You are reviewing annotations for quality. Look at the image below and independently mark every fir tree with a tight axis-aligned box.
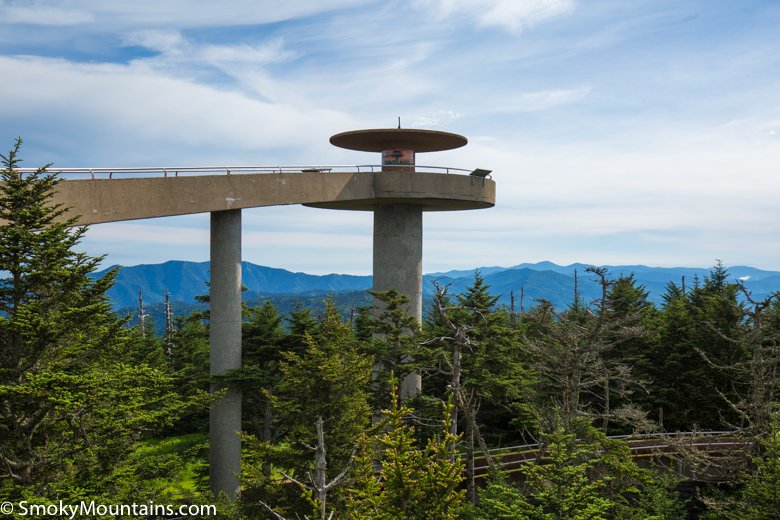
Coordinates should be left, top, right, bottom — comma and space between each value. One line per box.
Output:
361, 289, 420, 410
451, 272, 534, 443
274, 299, 372, 480
0, 140, 198, 496
239, 300, 286, 440
344, 379, 464, 519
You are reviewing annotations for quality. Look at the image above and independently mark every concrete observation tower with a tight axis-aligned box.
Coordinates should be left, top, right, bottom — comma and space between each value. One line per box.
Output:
309, 127, 493, 396
30, 126, 494, 498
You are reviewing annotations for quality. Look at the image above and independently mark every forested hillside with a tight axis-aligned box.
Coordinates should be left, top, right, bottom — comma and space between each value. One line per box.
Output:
3, 144, 780, 519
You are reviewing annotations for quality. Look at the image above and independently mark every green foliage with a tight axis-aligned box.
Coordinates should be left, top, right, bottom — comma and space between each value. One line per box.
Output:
362, 289, 421, 410
0, 140, 207, 501
283, 305, 319, 352
166, 309, 211, 433
460, 476, 539, 519
522, 268, 661, 436
520, 426, 616, 519
95, 433, 209, 503
602, 275, 660, 432
464, 424, 622, 520
464, 417, 683, 520
644, 263, 750, 431
241, 298, 373, 517
275, 299, 372, 468
736, 428, 780, 519
236, 300, 286, 438
632, 471, 687, 520
429, 273, 534, 444
343, 380, 465, 519
704, 422, 780, 520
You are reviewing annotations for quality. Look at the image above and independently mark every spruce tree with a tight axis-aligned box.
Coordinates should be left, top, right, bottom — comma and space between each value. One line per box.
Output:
452, 272, 533, 443
361, 289, 420, 411
275, 299, 372, 476
602, 274, 659, 433
686, 262, 746, 429
0, 140, 196, 497
344, 379, 464, 520
238, 300, 286, 440
647, 281, 698, 430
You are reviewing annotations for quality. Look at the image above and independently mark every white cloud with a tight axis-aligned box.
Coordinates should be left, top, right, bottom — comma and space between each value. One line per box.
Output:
0, 1, 372, 28
0, 55, 355, 165
0, 4, 94, 25
495, 86, 591, 112
122, 30, 187, 54
124, 31, 299, 67
4, 0, 780, 274
416, 0, 576, 33
200, 41, 299, 66
410, 110, 463, 127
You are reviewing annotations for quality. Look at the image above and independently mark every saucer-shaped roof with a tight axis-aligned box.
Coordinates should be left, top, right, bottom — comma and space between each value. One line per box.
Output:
330, 128, 467, 153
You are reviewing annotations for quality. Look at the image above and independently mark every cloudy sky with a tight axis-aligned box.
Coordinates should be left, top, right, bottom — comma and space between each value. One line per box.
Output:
1, 0, 779, 274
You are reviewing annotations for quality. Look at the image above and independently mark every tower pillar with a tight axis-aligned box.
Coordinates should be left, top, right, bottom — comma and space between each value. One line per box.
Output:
329, 127, 469, 399
209, 209, 242, 498
373, 203, 423, 397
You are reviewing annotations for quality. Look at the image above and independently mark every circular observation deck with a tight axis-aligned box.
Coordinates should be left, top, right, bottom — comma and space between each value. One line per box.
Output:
311, 127, 491, 212
303, 169, 495, 212
330, 128, 467, 153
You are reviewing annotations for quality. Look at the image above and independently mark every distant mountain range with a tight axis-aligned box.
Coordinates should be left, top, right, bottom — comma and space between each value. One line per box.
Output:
95, 260, 780, 314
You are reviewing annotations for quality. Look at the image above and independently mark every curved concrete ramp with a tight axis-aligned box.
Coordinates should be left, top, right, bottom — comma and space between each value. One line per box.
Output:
50, 170, 495, 225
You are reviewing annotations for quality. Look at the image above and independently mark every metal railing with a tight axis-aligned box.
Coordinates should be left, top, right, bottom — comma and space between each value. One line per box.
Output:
13, 164, 473, 180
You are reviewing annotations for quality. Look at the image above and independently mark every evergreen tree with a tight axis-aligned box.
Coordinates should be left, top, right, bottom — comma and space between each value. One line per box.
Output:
166, 310, 211, 433
686, 262, 747, 429
521, 426, 615, 519
649, 264, 747, 431
645, 280, 699, 430
238, 300, 286, 440
467, 425, 616, 520
602, 274, 659, 432
450, 272, 534, 443
703, 421, 780, 519
0, 139, 196, 497
283, 305, 318, 353
523, 268, 647, 433
274, 299, 372, 483
731, 426, 780, 519
343, 380, 464, 519
361, 289, 420, 411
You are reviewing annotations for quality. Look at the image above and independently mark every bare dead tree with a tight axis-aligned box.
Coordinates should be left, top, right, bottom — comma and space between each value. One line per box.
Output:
138, 288, 148, 339
261, 416, 355, 520
164, 288, 175, 358
520, 286, 525, 314
510, 290, 516, 329
523, 267, 651, 434
426, 281, 496, 504
694, 286, 780, 437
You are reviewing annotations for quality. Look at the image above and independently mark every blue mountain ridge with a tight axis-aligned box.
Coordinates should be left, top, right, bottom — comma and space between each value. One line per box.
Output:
93, 260, 780, 311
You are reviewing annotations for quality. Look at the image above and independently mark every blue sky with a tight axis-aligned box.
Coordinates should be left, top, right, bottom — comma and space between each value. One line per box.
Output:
1, 0, 779, 274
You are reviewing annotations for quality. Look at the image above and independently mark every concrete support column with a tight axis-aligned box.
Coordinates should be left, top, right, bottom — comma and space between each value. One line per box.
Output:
209, 209, 242, 498
373, 203, 423, 398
